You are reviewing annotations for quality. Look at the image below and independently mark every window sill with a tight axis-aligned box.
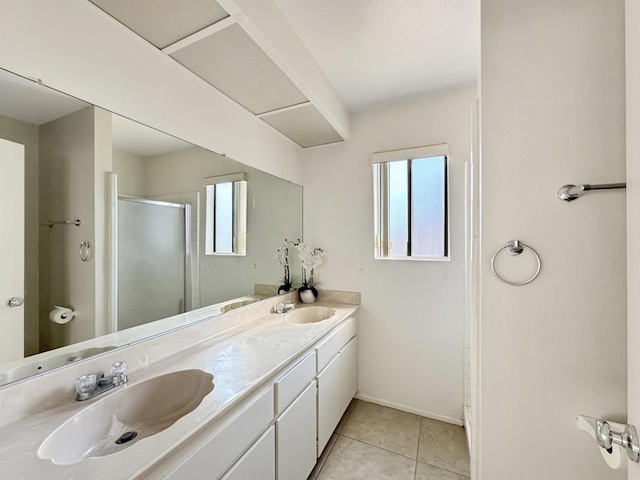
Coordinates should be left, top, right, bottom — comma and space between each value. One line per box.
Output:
373, 255, 450, 262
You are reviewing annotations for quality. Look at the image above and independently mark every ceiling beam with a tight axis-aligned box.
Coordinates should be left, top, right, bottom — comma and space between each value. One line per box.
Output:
257, 101, 310, 119
161, 16, 236, 55
216, 0, 350, 141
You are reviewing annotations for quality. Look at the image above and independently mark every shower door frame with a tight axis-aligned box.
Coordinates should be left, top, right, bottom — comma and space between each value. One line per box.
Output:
110, 194, 192, 333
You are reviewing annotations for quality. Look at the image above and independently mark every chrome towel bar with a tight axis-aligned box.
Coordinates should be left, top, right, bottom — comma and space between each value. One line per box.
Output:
557, 183, 626, 202
40, 219, 81, 228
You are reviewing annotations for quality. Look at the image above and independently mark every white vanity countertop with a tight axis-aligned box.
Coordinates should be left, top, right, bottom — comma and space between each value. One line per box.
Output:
0, 295, 359, 479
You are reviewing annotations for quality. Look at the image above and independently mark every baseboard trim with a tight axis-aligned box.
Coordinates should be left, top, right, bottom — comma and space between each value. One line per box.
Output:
355, 394, 464, 426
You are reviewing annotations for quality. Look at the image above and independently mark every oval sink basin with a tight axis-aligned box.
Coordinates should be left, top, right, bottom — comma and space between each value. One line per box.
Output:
220, 299, 258, 313
38, 369, 214, 465
284, 306, 336, 324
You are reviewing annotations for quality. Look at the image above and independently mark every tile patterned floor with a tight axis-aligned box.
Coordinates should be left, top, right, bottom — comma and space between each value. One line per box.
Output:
309, 400, 470, 480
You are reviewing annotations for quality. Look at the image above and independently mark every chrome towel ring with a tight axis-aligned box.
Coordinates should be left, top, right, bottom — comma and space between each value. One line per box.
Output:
79, 241, 92, 262
491, 240, 541, 286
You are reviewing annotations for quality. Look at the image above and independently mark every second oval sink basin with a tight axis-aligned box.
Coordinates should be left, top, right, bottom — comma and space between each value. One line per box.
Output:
284, 306, 336, 324
220, 299, 258, 313
38, 369, 214, 465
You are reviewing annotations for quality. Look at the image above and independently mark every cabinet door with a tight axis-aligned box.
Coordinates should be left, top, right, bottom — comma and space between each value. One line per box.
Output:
317, 353, 341, 455
222, 427, 275, 480
340, 337, 358, 413
276, 381, 317, 480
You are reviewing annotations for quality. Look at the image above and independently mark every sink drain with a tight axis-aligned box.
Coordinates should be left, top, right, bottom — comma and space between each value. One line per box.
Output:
115, 431, 138, 445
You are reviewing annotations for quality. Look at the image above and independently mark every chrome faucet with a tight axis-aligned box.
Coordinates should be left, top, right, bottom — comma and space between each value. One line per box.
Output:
75, 361, 128, 401
275, 300, 296, 314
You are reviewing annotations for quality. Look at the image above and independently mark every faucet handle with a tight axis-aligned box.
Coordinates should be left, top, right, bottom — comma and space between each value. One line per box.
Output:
75, 373, 98, 396
111, 361, 128, 385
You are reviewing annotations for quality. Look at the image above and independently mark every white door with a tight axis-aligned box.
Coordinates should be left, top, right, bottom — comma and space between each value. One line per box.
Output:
0, 138, 24, 363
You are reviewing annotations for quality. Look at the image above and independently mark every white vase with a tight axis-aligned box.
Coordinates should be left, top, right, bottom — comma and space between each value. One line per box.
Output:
299, 286, 318, 304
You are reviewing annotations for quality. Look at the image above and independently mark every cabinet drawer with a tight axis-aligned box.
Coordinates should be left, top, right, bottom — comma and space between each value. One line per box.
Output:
168, 387, 274, 480
221, 426, 275, 480
275, 351, 315, 415
316, 315, 356, 372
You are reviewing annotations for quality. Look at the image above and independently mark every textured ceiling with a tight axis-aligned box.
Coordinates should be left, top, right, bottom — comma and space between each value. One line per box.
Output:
274, 0, 477, 112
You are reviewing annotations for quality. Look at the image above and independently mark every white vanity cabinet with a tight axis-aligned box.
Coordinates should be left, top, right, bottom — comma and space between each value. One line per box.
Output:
316, 316, 358, 455
274, 351, 317, 480
160, 313, 357, 480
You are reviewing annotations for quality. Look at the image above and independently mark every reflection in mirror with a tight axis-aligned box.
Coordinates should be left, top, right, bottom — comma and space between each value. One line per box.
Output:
0, 68, 303, 387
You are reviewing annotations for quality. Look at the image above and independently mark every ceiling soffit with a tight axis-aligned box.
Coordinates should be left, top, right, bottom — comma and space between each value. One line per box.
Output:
170, 24, 308, 115
89, 0, 229, 49
88, 0, 349, 148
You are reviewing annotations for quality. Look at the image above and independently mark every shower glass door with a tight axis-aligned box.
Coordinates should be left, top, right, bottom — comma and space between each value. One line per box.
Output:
117, 198, 191, 331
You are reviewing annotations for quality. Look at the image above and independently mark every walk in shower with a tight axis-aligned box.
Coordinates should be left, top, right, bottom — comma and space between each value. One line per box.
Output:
116, 197, 191, 331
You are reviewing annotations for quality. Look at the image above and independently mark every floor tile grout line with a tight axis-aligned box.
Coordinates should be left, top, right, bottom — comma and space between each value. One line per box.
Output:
415, 461, 471, 480
414, 417, 423, 480
338, 432, 420, 462
416, 458, 471, 478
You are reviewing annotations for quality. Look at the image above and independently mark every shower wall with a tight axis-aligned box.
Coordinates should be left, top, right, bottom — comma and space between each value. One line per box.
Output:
479, 1, 626, 478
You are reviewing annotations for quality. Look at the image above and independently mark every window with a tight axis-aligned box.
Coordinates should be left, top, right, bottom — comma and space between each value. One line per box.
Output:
373, 144, 449, 260
204, 173, 247, 255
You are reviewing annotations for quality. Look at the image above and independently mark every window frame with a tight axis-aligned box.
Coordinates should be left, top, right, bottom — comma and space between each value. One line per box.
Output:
372, 144, 450, 262
204, 172, 247, 256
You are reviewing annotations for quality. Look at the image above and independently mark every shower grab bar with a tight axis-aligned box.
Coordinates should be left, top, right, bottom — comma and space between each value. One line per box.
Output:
557, 183, 626, 202
40, 219, 81, 228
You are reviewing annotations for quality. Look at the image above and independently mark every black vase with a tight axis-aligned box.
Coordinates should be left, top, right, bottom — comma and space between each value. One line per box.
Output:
298, 285, 318, 304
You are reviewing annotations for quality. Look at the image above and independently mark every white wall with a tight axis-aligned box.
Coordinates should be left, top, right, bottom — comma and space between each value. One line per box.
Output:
627, 0, 640, 478
112, 148, 147, 196
479, 1, 626, 478
39, 107, 112, 350
0, 0, 303, 184
0, 115, 39, 356
302, 85, 475, 423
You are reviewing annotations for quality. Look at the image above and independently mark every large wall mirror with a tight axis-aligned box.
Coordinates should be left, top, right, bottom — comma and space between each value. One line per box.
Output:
0, 68, 302, 387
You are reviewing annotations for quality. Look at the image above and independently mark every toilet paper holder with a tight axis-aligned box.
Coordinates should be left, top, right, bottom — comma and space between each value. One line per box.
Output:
579, 415, 640, 462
